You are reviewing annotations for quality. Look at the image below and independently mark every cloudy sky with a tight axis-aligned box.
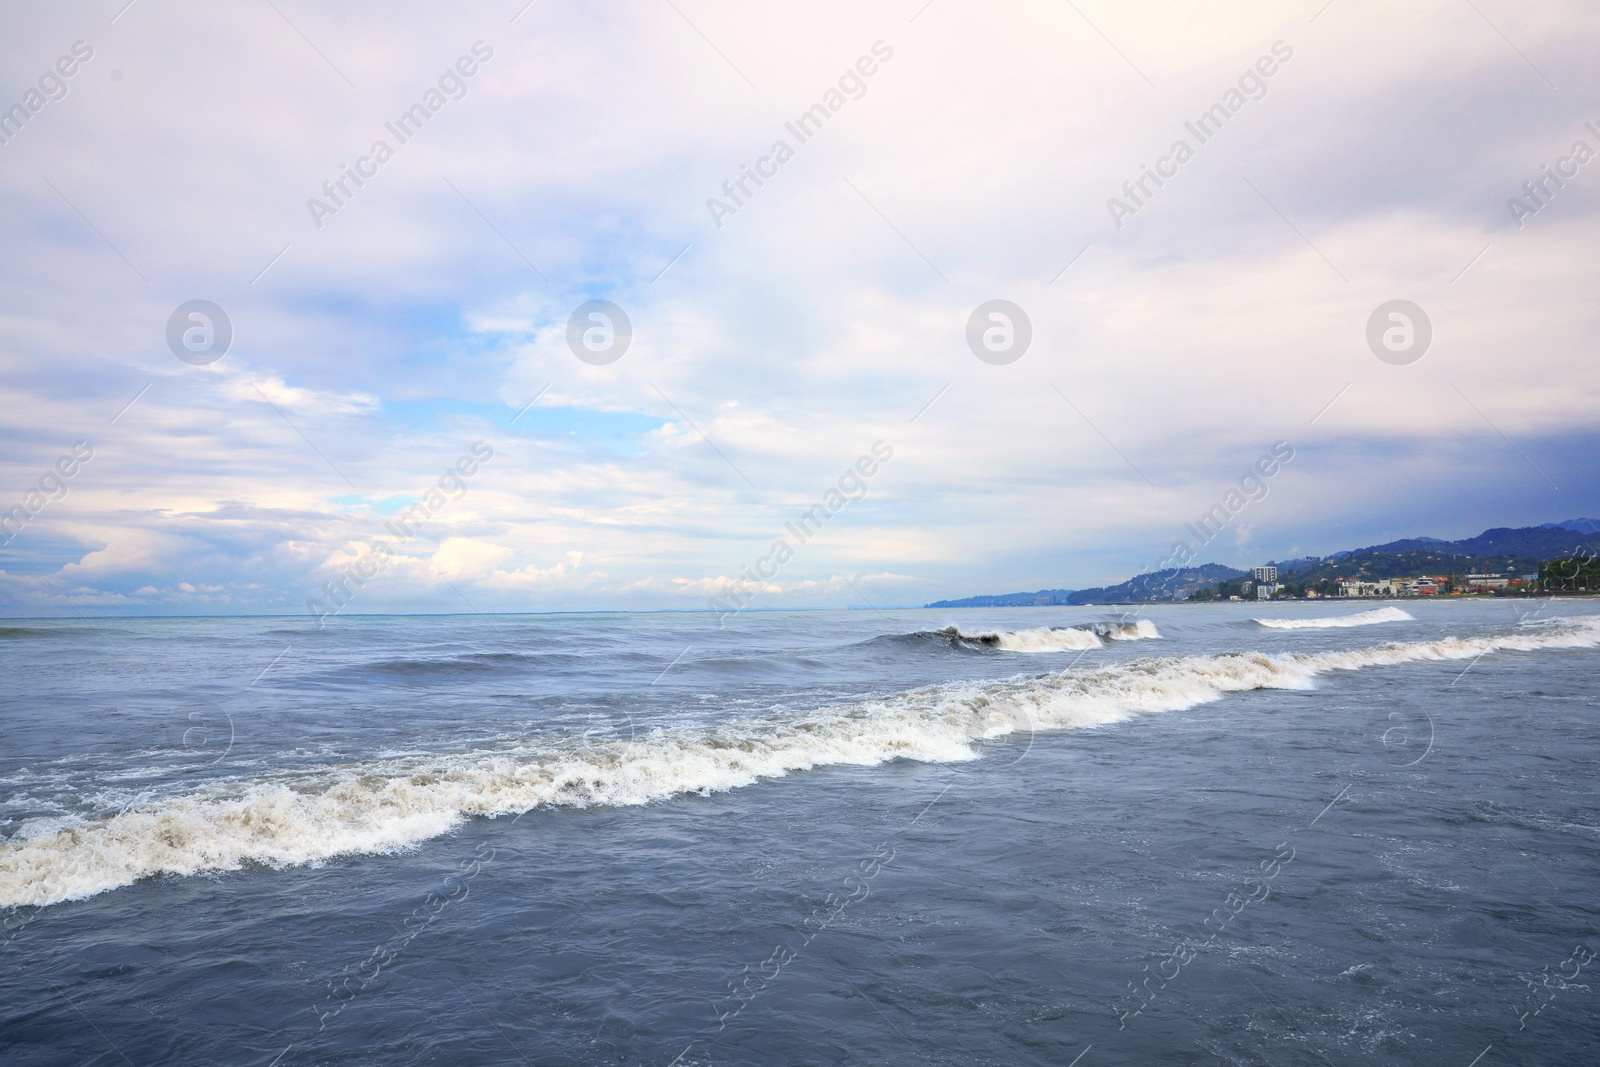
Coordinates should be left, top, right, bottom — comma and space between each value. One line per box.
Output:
0, 0, 1596, 617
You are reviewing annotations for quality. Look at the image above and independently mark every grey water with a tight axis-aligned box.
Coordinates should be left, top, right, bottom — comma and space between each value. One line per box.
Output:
2, 598, 1597, 1065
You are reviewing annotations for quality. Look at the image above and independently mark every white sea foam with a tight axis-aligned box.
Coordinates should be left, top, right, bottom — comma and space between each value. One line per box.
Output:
1255, 607, 1414, 630
3, 615, 1596, 909
989, 627, 1104, 651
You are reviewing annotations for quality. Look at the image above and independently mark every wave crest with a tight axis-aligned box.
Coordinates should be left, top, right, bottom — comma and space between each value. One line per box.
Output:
940, 619, 1161, 652
1255, 607, 1414, 630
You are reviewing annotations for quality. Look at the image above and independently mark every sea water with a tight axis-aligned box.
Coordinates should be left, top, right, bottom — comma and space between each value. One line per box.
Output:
2, 599, 1597, 1064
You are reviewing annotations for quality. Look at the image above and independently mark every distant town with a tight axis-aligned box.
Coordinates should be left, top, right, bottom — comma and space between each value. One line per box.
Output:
927, 520, 1600, 608
1195, 564, 1546, 601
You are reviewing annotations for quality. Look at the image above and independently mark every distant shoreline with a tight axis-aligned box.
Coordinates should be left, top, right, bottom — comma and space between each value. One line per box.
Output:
926, 592, 1600, 608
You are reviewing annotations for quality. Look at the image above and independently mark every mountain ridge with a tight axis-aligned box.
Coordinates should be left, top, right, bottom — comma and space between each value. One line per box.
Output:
925, 520, 1600, 608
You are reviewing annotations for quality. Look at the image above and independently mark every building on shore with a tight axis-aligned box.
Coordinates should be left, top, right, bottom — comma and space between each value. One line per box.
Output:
1340, 576, 1446, 596
1334, 572, 1533, 597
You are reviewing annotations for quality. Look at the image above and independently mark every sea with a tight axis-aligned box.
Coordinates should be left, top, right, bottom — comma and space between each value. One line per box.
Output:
2, 598, 1597, 1065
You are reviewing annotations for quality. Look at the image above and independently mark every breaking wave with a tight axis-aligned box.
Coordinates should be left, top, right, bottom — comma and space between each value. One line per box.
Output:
937, 619, 1161, 652
3, 616, 1596, 909
1255, 607, 1414, 630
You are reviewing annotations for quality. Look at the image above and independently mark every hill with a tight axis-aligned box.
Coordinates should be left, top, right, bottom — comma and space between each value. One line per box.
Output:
925, 520, 1600, 607
927, 564, 1246, 608
1346, 525, 1598, 562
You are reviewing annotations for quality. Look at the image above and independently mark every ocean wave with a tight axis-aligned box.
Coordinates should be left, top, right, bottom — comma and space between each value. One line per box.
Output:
935, 619, 1161, 652
291, 650, 593, 689
356, 651, 579, 677
0, 626, 97, 639
1255, 607, 1414, 630
3, 616, 1596, 909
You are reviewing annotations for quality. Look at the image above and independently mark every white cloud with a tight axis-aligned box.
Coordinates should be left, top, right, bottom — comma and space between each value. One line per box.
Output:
226, 376, 380, 417
1, 1, 1596, 615
430, 537, 515, 580
479, 550, 587, 590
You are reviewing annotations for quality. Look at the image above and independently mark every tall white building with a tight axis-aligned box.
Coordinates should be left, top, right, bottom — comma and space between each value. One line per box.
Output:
1254, 565, 1277, 583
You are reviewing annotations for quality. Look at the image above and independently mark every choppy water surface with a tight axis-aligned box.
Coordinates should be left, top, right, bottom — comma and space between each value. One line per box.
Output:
2, 600, 1597, 1064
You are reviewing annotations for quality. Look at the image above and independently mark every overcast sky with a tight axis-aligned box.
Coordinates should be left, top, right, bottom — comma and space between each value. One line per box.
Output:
0, 0, 1596, 617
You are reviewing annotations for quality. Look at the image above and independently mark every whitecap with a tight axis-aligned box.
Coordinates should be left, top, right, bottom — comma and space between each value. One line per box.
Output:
1256, 607, 1414, 630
